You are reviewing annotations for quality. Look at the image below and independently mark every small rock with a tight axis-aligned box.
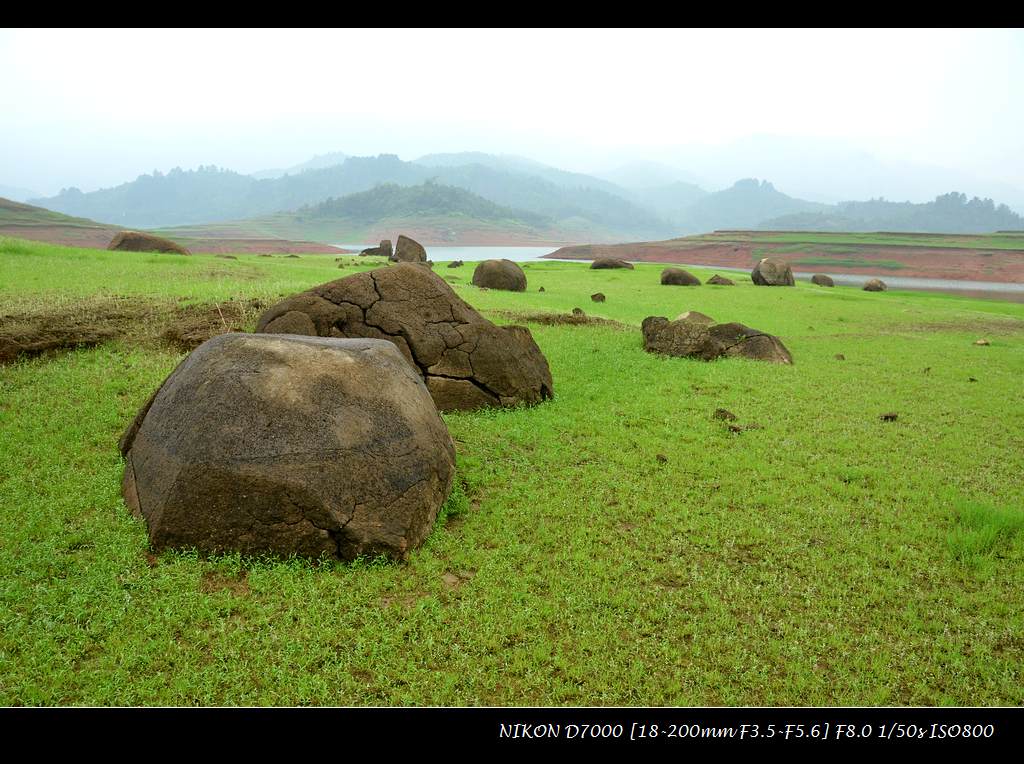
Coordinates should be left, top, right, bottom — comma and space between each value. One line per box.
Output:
811, 274, 835, 287
713, 408, 737, 421
572, 307, 584, 316
968, 377, 978, 383
863, 278, 887, 292
538, 286, 545, 292
879, 412, 898, 422
974, 339, 990, 346
591, 292, 606, 302
834, 353, 846, 360
661, 268, 701, 286
655, 453, 668, 463
707, 274, 735, 286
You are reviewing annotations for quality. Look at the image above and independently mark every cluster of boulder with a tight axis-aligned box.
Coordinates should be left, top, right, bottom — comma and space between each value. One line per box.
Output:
120, 232, 558, 562
359, 235, 428, 263
642, 312, 793, 365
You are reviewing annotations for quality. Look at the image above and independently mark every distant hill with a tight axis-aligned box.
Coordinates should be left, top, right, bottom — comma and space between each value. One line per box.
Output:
251, 151, 350, 180
159, 182, 611, 245
0, 196, 120, 248
760, 192, 1024, 234
35, 154, 673, 240
677, 179, 825, 232
414, 152, 628, 196
596, 160, 707, 190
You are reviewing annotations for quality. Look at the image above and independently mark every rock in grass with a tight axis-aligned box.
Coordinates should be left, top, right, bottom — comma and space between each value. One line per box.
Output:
863, 278, 887, 292
591, 292, 606, 302
361, 240, 393, 258
590, 258, 634, 270
391, 235, 426, 263
974, 338, 990, 346
707, 274, 735, 286
675, 311, 715, 325
448, 260, 464, 268
108, 231, 190, 256
751, 258, 794, 286
879, 412, 898, 421
472, 259, 527, 292
660, 268, 701, 286
713, 408, 737, 421
256, 263, 553, 412
811, 274, 834, 287
119, 333, 455, 561
642, 316, 793, 364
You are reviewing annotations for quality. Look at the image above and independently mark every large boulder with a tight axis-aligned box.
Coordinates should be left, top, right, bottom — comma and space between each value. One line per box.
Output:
472, 259, 527, 292
707, 274, 735, 286
119, 333, 455, 561
642, 316, 793, 364
361, 239, 393, 258
751, 258, 795, 286
811, 274, 834, 287
108, 231, 190, 256
391, 235, 427, 263
256, 263, 552, 411
863, 278, 887, 292
660, 268, 701, 286
590, 258, 634, 270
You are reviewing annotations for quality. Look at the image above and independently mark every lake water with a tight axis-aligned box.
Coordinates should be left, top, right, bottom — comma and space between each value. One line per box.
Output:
334, 244, 1024, 302
336, 244, 559, 262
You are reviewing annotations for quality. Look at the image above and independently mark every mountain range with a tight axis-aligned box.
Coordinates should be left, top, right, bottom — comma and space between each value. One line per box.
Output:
26, 151, 1024, 243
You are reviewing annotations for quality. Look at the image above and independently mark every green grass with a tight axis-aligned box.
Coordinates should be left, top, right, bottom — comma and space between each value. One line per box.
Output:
792, 256, 907, 270
692, 230, 1024, 252
2, 236, 1023, 705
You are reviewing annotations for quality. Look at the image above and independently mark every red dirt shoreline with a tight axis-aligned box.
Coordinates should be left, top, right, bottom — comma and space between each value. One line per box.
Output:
0, 225, 349, 255
546, 241, 1024, 283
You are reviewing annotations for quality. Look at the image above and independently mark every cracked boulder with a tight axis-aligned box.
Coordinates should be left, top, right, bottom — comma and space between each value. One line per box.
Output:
751, 257, 795, 286
390, 235, 426, 263
255, 263, 553, 412
119, 333, 455, 561
642, 315, 793, 364
472, 259, 527, 291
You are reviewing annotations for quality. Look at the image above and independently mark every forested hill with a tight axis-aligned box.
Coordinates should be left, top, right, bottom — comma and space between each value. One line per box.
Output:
299, 182, 550, 227
760, 192, 1024, 233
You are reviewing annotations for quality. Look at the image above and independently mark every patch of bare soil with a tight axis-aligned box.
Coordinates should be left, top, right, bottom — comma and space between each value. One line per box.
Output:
0, 296, 267, 364
495, 309, 631, 329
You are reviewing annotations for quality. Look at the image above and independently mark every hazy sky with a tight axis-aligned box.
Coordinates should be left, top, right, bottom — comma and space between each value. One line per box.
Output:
1, 28, 1022, 198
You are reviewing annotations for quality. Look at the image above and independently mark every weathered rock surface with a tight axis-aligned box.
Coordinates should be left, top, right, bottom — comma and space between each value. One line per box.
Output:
751, 258, 795, 286
119, 333, 455, 561
863, 278, 887, 292
361, 239, 393, 258
256, 263, 553, 411
675, 310, 715, 325
707, 274, 735, 286
811, 274, 835, 287
472, 259, 527, 292
642, 316, 793, 364
590, 258, 634, 270
660, 268, 701, 286
391, 235, 427, 263
108, 231, 190, 256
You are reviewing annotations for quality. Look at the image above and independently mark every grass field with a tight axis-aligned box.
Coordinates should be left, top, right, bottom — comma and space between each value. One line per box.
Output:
693, 230, 1024, 252
2, 236, 1023, 705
